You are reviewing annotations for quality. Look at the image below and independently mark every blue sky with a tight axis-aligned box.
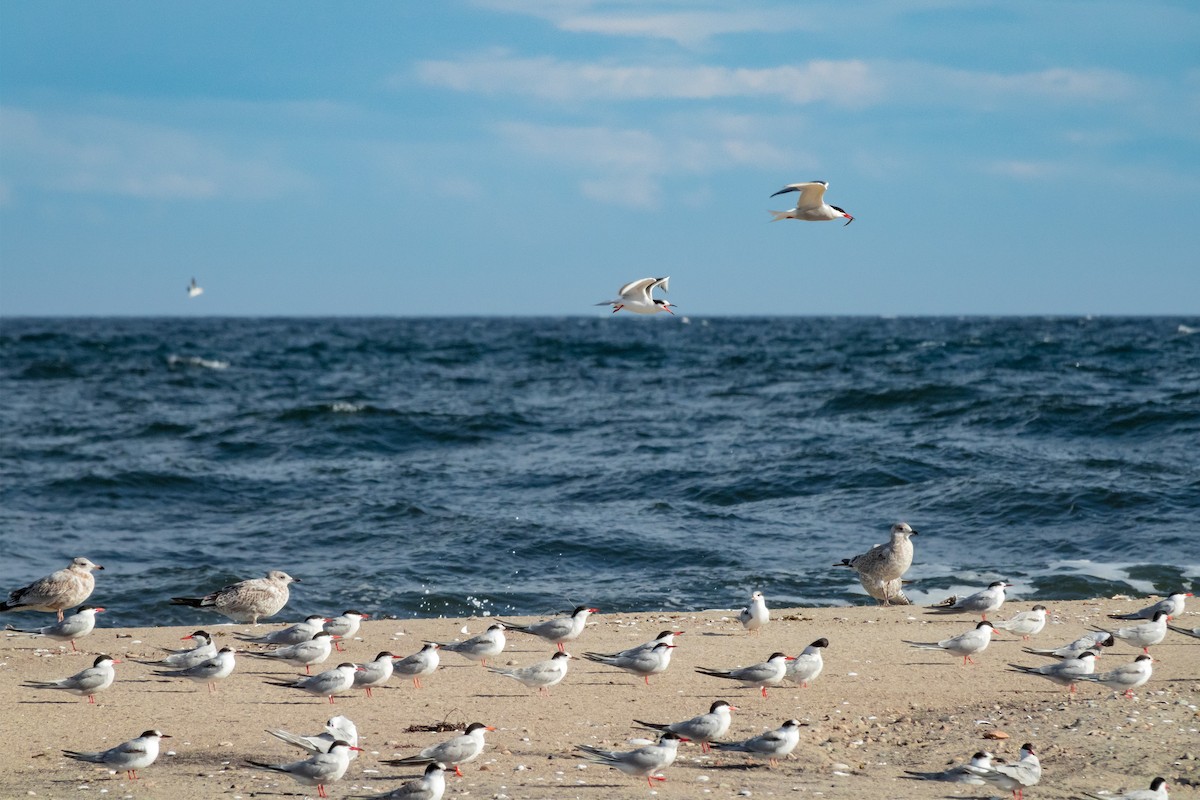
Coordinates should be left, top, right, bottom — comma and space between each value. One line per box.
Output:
2, 1, 1197, 316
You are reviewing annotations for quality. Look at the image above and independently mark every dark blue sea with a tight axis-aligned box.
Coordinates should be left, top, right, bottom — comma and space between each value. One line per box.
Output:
2, 316, 1198, 628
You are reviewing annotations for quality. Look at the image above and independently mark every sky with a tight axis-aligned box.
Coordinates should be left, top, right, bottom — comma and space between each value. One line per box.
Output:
1, 1, 1198, 317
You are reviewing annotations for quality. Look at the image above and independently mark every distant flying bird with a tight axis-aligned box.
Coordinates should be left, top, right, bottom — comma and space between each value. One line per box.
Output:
1, 557, 104, 621
187, 277, 203, 297
596, 277, 674, 315
769, 181, 854, 225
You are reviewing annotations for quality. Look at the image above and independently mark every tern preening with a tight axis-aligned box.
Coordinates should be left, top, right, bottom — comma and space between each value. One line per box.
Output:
1, 557, 104, 621
769, 181, 854, 225
596, 277, 674, 315
268, 715, 359, 759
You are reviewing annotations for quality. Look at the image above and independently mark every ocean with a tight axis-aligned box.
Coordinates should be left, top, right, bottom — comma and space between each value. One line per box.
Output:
1, 316, 1197, 628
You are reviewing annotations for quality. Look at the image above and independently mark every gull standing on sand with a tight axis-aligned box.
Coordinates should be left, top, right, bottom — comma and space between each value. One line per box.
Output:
393, 642, 440, 687
902, 751, 994, 784
1109, 592, 1191, 620
833, 523, 917, 606
170, 570, 299, 624
965, 742, 1041, 800
434, 623, 506, 666
711, 718, 802, 767
142, 630, 218, 669
499, 606, 597, 652
324, 610, 369, 651
635, 700, 735, 754
63, 729, 170, 781
246, 739, 360, 799
1082, 776, 1170, 800
596, 277, 674, 315
268, 662, 361, 704
927, 581, 1011, 620
695, 651, 794, 697
769, 181, 854, 225
1007, 649, 1099, 693
1096, 611, 1169, 653
905, 621, 999, 665
269, 715, 359, 758
5, 605, 104, 651
488, 651, 571, 696
24, 654, 119, 703
154, 646, 237, 693
348, 762, 446, 800
353, 651, 397, 697
1023, 630, 1115, 659
576, 731, 684, 788
583, 641, 675, 685
739, 591, 769, 634
993, 605, 1049, 639
383, 722, 495, 777
246, 630, 336, 674
1076, 654, 1154, 698
239, 614, 327, 646
786, 638, 829, 687
1, 557, 104, 621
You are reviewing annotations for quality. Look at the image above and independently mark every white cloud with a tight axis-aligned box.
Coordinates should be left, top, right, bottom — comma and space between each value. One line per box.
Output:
0, 106, 310, 201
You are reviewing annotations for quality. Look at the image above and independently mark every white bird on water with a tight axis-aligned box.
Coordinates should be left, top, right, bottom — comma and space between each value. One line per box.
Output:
596, 277, 674, 315
769, 181, 854, 225
63, 729, 170, 781
1, 557, 104, 621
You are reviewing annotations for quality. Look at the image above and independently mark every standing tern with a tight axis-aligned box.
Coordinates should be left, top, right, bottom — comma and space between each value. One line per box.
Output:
324, 610, 369, 651
927, 581, 1011, 620
246, 630, 336, 674
591, 629, 683, 659
154, 646, 237, 693
769, 181, 854, 225
695, 651, 793, 697
1075, 654, 1154, 698
710, 718, 802, 767
187, 277, 203, 297
383, 722, 495, 777
739, 591, 769, 635
5, 604, 104, 651
499, 606, 597, 651
246, 739, 360, 798
394, 642, 440, 688
488, 650, 571, 696
1082, 776, 1170, 800
269, 715, 359, 759
635, 700, 735, 754
1108, 592, 1191, 620
965, 742, 1041, 800
833, 523, 916, 605
142, 630, 218, 670
993, 605, 1049, 639
1094, 611, 1169, 653
1023, 630, 1115, 659
63, 729, 170, 780
24, 653, 119, 703
353, 651, 397, 697
1167, 623, 1200, 640
902, 751, 994, 784
349, 762, 446, 800
1, 557, 104, 621
785, 638, 829, 687
583, 641, 675, 685
170, 569, 299, 624
434, 623, 506, 666
596, 277, 674, 315
238, 615, 328, 646
1007, 649, 1099, 693
576, 731, 684, 788
268, 662, 362, 704
905, 621, 999, 665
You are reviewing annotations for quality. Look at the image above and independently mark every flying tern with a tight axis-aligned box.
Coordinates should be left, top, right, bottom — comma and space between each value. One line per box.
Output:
769, 181, 854, 225
1, 557, 103, 621
596, 277, 674, 315
187, 277, 203, 297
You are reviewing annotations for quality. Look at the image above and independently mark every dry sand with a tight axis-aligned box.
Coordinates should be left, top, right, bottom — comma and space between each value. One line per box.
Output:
2, 599, 1198, 799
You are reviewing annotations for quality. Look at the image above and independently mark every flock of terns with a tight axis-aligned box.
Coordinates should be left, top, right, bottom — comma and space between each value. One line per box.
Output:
2, 544, 1196, 798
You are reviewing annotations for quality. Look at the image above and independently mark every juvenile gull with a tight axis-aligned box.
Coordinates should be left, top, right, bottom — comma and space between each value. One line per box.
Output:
170, 570, 298, 624
833, 523, 916, 605
1, 557, 104, 621
5, 604, 104, 651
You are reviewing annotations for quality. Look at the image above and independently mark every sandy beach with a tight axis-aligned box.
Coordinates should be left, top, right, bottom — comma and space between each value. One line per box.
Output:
2, 598, 1197, 799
